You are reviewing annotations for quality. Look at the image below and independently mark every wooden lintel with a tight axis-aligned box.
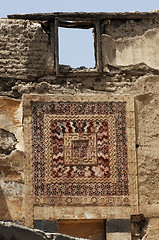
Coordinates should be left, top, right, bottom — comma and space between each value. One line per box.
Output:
95, 21, 103, 73
54, 17, 59, 75
8, 11, 159, 21
50, 21, 55, 71
58, 21, 94, 29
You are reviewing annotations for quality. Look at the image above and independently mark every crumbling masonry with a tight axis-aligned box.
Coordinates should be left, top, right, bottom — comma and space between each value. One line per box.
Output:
0, 11, 159, 240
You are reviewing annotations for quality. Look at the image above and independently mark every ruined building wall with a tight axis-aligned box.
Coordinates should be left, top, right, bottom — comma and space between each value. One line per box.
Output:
0, 16, 159, 240
0, 19, 49, 89
102, 18, 159, 69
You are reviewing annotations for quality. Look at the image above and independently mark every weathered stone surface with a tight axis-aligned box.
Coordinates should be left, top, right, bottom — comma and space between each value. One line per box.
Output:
0, 19, 49, 81
115, 76, 159, 217
0, 129, 17, 154
102, 29, 159, 70
104, 18, 159, 39
0, 97, 23, 151
0, 11, 159, 240
143, 218, 159, 240
0, 97, 24, 221
106, 232, 131, 240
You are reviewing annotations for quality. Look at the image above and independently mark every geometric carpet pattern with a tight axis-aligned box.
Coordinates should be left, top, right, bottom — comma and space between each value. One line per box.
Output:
31, 101, 129, 206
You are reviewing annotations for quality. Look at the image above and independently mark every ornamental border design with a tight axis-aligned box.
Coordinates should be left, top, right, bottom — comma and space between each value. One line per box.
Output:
64, 133, 97, 166
23, 94, 138, 228
44, 114, 117, 184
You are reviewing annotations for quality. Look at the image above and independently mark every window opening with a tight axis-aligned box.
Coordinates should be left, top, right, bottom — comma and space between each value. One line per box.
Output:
59, 27, 95, 69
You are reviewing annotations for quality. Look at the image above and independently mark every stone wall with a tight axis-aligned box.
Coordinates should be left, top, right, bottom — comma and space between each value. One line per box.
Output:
104, 18, 159, 39
0, 97, 23, 221
0, 14, 159, 240
102, 29, 159, 69
0, 19, 49, 82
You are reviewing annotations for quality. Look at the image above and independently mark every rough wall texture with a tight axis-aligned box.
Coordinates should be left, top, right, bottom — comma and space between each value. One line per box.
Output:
104, 18, 159, 39
0, 15, 159, 240
117, 75, 159, 214
0, 97, 23, 221
0, 19, 49, 82
102, 29, 159, 69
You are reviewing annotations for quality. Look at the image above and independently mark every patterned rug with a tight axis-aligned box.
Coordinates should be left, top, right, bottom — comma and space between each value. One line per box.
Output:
31, 100, 129, 206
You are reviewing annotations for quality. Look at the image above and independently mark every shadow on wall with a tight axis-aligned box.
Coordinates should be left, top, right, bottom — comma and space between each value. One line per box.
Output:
0, 186, 12, 220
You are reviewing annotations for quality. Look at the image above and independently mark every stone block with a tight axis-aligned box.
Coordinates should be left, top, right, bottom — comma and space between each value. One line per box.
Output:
106, 219, 131, 233
106, 232, 131, 240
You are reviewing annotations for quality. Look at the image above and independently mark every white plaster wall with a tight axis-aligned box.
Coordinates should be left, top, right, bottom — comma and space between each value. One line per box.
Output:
102, 29, 159, 70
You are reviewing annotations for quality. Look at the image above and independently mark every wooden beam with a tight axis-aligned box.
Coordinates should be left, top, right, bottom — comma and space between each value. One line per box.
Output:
50, 21, 55, 71
58, 21, 94, 29
95, 21, 102, 73
54, 17, 59, 74
8, 11, 159, 21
